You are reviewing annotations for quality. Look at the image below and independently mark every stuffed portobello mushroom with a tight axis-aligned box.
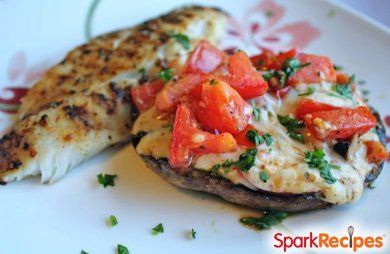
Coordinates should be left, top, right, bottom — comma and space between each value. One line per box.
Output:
130, 19, 387, 212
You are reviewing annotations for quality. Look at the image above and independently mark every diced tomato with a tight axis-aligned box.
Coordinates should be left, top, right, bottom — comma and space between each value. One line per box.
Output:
335, 72, 350, 84
155, 73, 207, 113
170, 104, 238, 168
220, 51, 268, 99
288, 53, 337, 86
182, 40, 226, 74
276, 86, 292, 99
233, 124, 258, 147
295, 98, 339, 119
130, 79, 164, 112
250, 49, 276, 70
364, 141, 388, 163
192, 79, 252, 134
250, 48, 298, 71
303, 106, 377, 140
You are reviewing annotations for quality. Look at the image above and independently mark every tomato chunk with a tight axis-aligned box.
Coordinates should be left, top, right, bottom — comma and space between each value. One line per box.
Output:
250, 48, 298, 71
130, 79, 164, 112
364, 141, 388, 163
155, 73, 206, 113
233, 124, 258, 147
170, 104, 238, 168
295, 98, 339, 119
183, 40, 226, 74
303, 107, 377, 140
221, 51, 268, 99
288, 53, 337, 85
192, 79, 252, 134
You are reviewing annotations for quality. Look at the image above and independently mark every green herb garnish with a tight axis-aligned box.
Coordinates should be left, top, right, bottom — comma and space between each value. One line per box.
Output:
240, 209, 287, 230
259, 171, 269, 182
81, 250, 89, 254
138, 68, 146, 75
288, 132, 305, 144
97, 173, 117, 188
246, 130, 272, 146
333, 64, 343, 71
305, 149, 337, 184
210, 164, 221, 176
236, 148, 258, 172
332, 83, 352, 99
252, 103, 261, 121
277, 114, 305, 143
159, 68, 174, 83
263, 133, 273, 146
152, 223, 164, 235
246, 130, 264, 146
109, 215, 118, 227
191, 228, 197, 239
298, 87, 315, 97
117, 244, 129, 254
168, 32, 190, 50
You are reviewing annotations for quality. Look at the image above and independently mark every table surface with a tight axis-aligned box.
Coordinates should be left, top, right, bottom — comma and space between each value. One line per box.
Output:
340, 0, 389, 27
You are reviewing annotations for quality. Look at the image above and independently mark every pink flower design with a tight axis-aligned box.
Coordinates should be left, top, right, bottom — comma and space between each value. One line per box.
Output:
223, 0, 320, 52
1, 51, 52, 114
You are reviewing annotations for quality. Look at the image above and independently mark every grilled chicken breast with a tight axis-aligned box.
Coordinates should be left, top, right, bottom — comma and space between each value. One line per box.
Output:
0, 6, 228, 183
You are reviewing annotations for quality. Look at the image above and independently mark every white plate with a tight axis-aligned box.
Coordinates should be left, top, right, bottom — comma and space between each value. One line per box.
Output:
0, 0, 389, 253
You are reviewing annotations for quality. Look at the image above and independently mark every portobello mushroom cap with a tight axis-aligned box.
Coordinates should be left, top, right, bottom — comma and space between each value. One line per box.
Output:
132, 104, 385, 212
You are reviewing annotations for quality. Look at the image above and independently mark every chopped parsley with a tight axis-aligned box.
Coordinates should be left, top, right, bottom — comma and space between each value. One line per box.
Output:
152, 223, 164, 235
138, 67, 146, 75
80, 251, 89, 254
109, 215, 118, 227
333, 64, 343, 71
304, 149, 337, 184
222, 159, 235, 168
246, 130, 264, 146
236, 148, 258, 172
298, 87, 315, 97
210, 164, 221, 176
263, 133, 273, 146
252, 103, 261, 121
97, 173, 117, 188
240, 209, 287, 230
191, 228, 197, 239
277, 114, 305, 143
246, 130, 272, 146
262, 58, 310, 87
159, 68, 174, 83
259, 171, 269, 182
331, 83, 352, 99
168, 32, 190, 50
117, 244, 129, 254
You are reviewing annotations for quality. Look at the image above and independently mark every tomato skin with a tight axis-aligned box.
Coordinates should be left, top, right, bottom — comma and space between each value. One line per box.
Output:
192, 79, 252, 134
221, 51, 268, 99
250, 49, 276, 70
130, 79, 164, 112
183, 40, 226, 74
155, 73, 207, 113
364, 141, 388, 163
233, 124, 258, 147
295, 98, 339, 119
303, 106, 377, 140
288, 53, 337, 85
170, 104, 238, 168
250, 48, 298, 71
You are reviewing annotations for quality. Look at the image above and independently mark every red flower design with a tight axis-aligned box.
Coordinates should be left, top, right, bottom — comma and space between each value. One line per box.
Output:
1, 51, 52, 114
222, 0, 320, 52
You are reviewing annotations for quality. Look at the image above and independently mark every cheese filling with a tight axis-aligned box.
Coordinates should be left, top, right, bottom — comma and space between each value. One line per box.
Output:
133, 81, 380, 205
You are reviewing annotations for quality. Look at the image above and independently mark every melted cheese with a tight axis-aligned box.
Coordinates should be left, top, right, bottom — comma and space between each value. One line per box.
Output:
134, 81, 381, 205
